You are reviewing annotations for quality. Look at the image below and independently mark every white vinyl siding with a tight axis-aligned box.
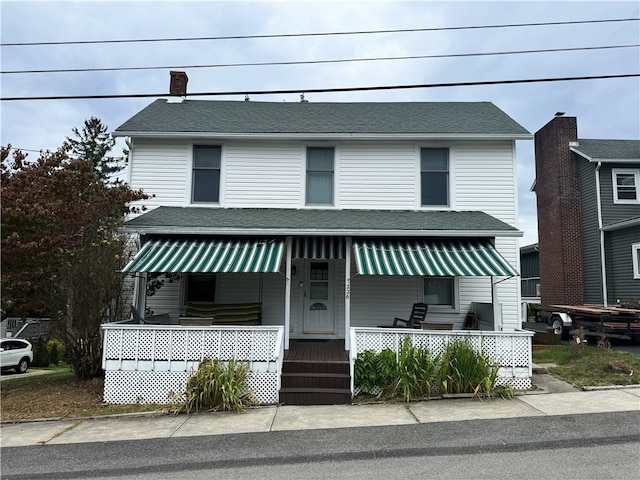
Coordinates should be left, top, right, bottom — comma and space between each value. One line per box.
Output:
128, 139, 190, 211
225, 143, 302, 208
455, 142, 517, 224
350, 275, 419, 327
339, 143, 416, 209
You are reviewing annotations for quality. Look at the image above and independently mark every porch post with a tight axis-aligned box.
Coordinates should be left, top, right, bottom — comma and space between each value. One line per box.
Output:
491, 276, 502, 331
284, 236, 292, 349
133, 273, 147, 322
345, 236, 352, 351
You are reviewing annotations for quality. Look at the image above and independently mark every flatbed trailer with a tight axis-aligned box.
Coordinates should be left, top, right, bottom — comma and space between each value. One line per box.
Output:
539, 305, 640, 343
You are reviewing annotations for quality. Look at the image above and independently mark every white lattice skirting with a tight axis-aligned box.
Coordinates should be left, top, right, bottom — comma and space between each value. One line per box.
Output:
350, 328, 534, 391
101, 325, 284, 405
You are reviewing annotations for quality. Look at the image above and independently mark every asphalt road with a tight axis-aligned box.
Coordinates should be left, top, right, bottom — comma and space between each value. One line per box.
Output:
2, 411, 639, 480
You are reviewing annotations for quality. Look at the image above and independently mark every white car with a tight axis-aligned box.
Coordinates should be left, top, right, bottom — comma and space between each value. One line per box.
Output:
0, 338, 33, 373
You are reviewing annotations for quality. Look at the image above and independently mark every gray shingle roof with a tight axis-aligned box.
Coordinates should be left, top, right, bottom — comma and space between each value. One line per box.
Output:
115, 99, 530, 137
123, 206, 520, 237
573, 139, 640, 161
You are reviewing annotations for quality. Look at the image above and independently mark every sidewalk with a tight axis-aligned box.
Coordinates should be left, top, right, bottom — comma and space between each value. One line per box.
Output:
2, 374, 639, 448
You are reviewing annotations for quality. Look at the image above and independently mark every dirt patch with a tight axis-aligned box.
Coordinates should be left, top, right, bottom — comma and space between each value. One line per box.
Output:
1, 369, 167, 421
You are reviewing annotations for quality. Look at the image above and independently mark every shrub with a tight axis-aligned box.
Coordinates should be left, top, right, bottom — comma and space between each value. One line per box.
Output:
354, 348, 398, 395
173, 358, 255, 414
47, 338, 64, 365
30, 337, 50, 368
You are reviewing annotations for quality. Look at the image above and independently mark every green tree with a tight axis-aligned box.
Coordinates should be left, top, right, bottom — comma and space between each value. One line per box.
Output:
1, 142, 148, 378
65, 117, 124, 183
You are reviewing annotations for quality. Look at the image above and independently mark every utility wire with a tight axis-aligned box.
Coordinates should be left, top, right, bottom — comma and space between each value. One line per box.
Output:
3, 44, 637, 75
1, 73, 638, 101
2, 18, 638, 47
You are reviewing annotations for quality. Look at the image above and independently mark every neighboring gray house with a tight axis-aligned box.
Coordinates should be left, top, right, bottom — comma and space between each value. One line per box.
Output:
520, 243, 540, 301
534, 114, 640, 308
102, 72, 534, 405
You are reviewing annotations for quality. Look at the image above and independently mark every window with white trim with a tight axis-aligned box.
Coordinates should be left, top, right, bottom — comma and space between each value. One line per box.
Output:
424, 276, 459, 311
612, 169, 639, 204
192, 146, 221, 203
421, 148, 449, 206
306, 147, 334, 205
633, 243, 640, 280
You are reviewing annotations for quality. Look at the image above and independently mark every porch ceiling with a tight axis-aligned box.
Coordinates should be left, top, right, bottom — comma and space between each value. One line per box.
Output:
353, 238, 518, 276
122, 237, 284, 273
123, 207, 522, 237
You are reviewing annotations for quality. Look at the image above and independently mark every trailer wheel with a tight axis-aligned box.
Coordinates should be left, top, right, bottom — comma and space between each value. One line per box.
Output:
550, 315, 568, 340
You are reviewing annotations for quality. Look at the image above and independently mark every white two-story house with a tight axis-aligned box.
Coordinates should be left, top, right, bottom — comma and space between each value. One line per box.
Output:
103, 72, 533, 405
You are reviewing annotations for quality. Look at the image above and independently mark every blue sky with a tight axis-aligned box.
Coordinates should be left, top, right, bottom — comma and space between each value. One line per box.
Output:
2, 0, 639, 247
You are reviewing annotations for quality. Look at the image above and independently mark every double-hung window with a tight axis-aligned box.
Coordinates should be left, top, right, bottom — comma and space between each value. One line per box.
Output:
306, 147, 334, 206
633, 243, 640, 280
424, 277, 458, 311
421, 148, 449, 206
192, 146, 221, 203
612, 169, 639, 204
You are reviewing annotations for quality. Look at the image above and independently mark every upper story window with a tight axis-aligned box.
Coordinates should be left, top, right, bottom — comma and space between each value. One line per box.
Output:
192, 146, 221, 203
612, 169, 639, 204
306, 147, 334, 206
421, 148, 449, 206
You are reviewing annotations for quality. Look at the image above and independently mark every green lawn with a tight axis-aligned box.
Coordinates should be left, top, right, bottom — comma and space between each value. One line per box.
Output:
532, 345, 640, 388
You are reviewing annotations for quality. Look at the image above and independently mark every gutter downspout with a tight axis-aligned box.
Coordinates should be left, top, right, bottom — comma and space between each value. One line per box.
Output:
595, 161, 608, 306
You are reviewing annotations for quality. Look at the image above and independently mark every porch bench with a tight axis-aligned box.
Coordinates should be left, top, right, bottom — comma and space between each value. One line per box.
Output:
185, 302, 262, 326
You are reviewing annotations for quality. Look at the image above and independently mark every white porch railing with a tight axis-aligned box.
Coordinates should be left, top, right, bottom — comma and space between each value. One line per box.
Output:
101, 324, 284, 405
349, 328, 534, 393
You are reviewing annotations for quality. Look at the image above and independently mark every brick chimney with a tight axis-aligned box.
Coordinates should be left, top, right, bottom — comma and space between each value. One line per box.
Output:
169, 71, 188, 96
534, 114, 584, 307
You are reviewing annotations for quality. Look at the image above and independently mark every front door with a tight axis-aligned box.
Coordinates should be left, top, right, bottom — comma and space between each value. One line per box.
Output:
303, 261, 334, 334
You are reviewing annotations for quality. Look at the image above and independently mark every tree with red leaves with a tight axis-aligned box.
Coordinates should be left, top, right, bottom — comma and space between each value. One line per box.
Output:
1, 139, 148, 379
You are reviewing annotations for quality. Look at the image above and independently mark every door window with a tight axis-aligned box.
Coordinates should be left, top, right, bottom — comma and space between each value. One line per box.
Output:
309, 262, 329, 300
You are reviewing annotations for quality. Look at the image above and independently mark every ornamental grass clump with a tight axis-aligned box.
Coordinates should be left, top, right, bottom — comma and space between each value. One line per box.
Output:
394, 338, 439, 401
173, 358, 255, 414
438, 339, 500, 398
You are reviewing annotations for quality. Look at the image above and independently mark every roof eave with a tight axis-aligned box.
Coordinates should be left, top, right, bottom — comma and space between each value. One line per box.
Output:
113, 131, 533, 141
570, 147, 639, 163
121, 225, 523, 237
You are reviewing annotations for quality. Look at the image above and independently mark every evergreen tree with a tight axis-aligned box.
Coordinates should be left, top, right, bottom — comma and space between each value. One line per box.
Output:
65, 117, 124, 183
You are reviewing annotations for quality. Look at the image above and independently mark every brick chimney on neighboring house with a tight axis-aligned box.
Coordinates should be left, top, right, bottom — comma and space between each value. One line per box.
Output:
534, 114, 584, 307
169, 71, 188, 96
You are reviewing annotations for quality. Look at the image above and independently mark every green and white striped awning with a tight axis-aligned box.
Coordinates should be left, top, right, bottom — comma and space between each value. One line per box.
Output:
353, 239, 518, 276
293, 236, 346, 259
123, 238, 284, 273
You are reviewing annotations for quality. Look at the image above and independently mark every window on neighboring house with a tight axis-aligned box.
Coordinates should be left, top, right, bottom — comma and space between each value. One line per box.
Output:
306, 147, 334, 205
424, 276, 458, 310
421, 148, 449, 206
633, 243, 640, 280
612, 169, 639, 204
186, 274, 216, 304
192, 146, 221, 203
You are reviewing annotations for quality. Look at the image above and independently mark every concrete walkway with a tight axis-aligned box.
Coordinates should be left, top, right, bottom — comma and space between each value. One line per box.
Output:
2, 372, 639, 448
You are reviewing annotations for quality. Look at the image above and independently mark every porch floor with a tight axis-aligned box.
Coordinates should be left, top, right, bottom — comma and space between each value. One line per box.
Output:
284, 339, 349, 362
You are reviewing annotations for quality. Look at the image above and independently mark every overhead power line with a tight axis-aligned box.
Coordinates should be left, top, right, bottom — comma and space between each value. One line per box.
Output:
3, 44, 637, 75
1, 73, 638, 101
2, 18, 638, 47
